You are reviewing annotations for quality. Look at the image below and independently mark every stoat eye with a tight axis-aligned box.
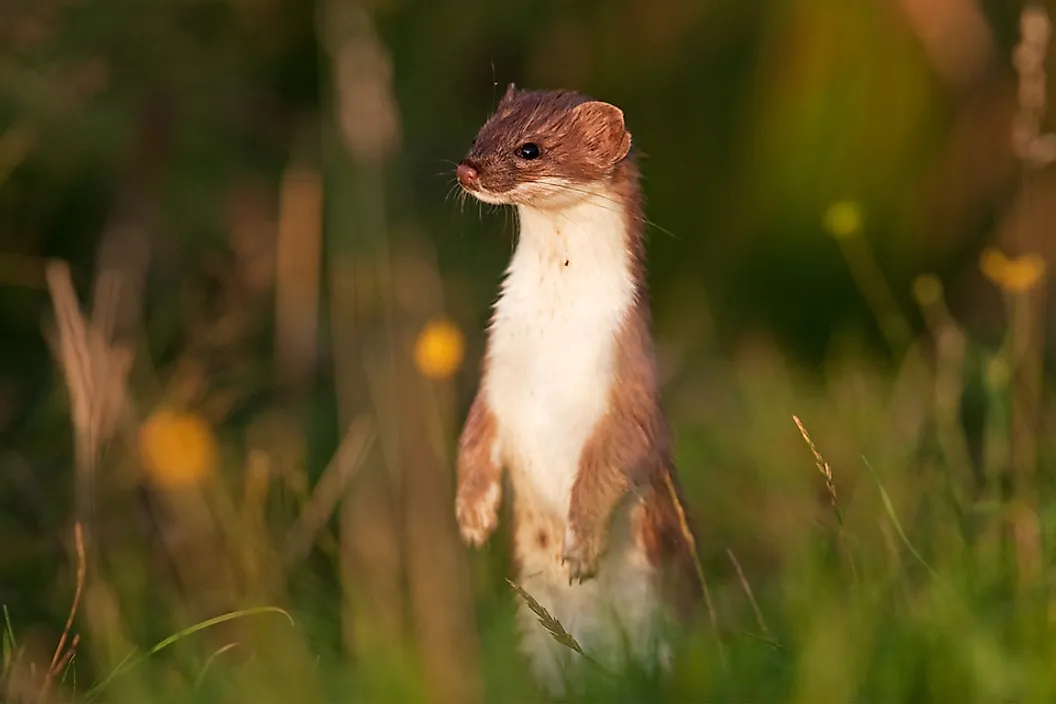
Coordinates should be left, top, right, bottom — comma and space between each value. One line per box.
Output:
516, 142, 541, 160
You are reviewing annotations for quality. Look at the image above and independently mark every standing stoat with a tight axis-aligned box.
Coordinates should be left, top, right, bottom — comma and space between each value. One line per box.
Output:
453, 84, 701, 695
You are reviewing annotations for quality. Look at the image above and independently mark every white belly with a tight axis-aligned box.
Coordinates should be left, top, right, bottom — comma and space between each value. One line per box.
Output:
485, 312, 619, 515
483, 199, 635, 517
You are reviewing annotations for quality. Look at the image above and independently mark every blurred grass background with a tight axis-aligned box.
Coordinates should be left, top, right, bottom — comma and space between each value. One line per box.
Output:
1, 0, 1055, 701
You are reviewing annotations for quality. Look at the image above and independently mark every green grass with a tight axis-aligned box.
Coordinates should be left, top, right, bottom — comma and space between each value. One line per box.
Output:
3, 305, 1054, 703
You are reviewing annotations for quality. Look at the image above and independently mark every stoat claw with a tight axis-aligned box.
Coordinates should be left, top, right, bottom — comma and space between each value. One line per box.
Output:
455, 480, 500, 547
561, 525, 600, 584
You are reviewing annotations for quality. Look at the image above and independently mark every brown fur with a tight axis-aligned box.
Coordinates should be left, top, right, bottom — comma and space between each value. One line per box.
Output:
454, 392, 501, 545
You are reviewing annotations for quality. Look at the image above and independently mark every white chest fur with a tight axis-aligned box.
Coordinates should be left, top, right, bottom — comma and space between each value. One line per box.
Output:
484, 194, 636, 517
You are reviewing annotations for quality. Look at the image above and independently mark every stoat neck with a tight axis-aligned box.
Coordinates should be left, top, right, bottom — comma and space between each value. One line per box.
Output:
510, 191, 635, 290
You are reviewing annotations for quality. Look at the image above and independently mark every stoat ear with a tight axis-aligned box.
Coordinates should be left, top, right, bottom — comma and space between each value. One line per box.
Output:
570, 100, 633, 168
498, 82, 517, 107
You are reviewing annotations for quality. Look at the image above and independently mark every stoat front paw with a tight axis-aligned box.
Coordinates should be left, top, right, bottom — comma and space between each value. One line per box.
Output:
561, 525, 601, 584
455, 479, 501, 547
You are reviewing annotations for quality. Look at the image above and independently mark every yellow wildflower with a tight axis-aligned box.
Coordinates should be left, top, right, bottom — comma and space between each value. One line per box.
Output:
912, 274, 943, 307
1002, 255, 1046, 293
979, 247, 1009, 286
139, 409, 218, 489
413, 318, 464, 380
823, 201, 862, 239
980, 247, 1046, 293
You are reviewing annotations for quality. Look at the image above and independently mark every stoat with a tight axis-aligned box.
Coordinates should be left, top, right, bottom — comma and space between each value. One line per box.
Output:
453, 84, 701, 695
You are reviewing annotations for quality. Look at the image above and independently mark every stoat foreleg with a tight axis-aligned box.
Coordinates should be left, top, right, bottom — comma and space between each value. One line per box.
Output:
564, 369, 662, 582
455, 393, 502, 546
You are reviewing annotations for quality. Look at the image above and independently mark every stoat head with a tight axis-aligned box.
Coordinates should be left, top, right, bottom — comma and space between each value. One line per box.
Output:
456, 84, 633, 209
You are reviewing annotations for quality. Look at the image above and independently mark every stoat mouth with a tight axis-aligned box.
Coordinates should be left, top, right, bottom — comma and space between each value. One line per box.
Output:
461, 186, 514, 206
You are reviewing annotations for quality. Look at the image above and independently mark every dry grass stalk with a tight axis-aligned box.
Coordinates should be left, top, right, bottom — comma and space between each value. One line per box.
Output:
1008, 280, 1045, 588
506, 579, 614, 681
1012, 4, 1055, 166
662, 471, 727, 669
49, 635, 79, 682
792, 415, 859, 583
506, 579, 587, 657
913, 277, 972, 469
1007, 3, 1051, 590
37, 522, 86, 702
242, 450, 272, 526
44, 261, 134, 522
792, 415, 842, 526
324, 1, 401, 163
274, 163, 323, 393
282, 414, 376, 567
725, 548, 773, 644
834, 234, 912, 354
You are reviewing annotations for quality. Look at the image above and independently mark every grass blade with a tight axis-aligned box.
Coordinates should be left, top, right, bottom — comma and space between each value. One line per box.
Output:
2, 604, 14, 672
862, 457, 939, 581
86, 606, 293, 699
663, 471, 728, 670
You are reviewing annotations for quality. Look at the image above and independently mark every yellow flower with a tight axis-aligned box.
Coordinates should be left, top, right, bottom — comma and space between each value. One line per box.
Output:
413, 318, 464, 380
139, 409, 218, 489
823, 200, 862, 239
980, 247, 1046, 293
1002, 255, 1046, 293
979, 247, 1009, 286
912, 274, 943, 306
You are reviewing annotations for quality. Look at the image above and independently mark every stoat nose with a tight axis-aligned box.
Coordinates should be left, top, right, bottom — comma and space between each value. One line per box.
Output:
456, 162, 479, 188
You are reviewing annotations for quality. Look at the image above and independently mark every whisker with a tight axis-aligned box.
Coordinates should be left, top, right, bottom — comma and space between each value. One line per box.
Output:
538, 181, 679, 240
444, 182, 461, 205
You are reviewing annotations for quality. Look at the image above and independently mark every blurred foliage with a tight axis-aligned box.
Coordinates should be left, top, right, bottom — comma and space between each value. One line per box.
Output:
1, 0, 1056, 702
